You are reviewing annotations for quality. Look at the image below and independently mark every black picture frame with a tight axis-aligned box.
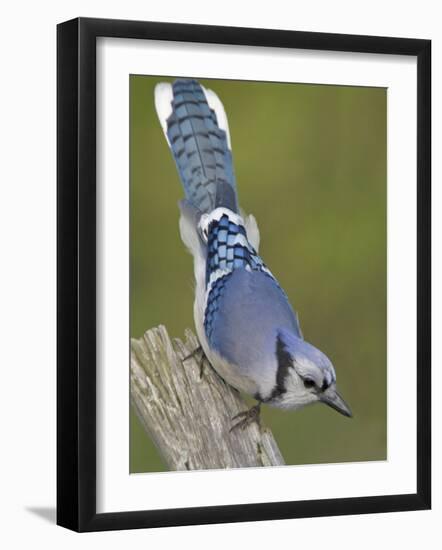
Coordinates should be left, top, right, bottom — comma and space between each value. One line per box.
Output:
57, 17, 431, 532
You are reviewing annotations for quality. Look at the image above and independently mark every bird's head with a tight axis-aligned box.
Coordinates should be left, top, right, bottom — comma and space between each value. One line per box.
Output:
269, 328, 352, 417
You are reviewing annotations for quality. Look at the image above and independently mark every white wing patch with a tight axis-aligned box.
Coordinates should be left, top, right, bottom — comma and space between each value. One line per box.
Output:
202, 86, 232, 150
154, 82, 174, 146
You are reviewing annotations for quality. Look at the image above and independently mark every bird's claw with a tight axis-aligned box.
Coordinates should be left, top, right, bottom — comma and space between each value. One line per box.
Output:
230, 403, 262, 432
182, 345, 203, 362
182, 345, 206, 378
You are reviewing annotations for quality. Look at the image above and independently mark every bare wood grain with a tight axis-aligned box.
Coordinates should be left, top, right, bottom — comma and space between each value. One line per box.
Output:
130, 325, 285, 470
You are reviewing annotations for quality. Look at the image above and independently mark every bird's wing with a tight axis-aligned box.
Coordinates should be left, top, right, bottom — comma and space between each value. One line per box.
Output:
203, 209, 302, 383
206, 268, 301, 398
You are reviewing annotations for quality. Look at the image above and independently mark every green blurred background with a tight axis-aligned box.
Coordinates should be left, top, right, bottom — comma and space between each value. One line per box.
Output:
130, 75, 387, 473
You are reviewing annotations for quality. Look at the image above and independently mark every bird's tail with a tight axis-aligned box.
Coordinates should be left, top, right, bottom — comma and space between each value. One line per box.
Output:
154, 79, 238, 214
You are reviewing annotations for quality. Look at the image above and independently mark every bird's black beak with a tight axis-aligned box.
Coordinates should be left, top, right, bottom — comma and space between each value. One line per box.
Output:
320, 387, 353, 418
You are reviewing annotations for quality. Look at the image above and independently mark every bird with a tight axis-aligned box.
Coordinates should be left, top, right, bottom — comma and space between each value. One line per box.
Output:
154, 78, 352, 429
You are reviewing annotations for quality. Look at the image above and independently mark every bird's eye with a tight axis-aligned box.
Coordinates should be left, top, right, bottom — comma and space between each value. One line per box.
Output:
303, 378, 316, 389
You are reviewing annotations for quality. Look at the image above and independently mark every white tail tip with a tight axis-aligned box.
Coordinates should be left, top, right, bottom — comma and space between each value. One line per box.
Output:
154, 82, 174, 146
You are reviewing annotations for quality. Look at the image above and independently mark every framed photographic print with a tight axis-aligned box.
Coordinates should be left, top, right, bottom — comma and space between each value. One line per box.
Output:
57, 17, 431, 532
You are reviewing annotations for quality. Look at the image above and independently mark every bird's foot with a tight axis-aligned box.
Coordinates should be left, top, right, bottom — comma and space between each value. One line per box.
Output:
182, 345, 206, 378
182, 345, 203, 362
230, 403, 262, 432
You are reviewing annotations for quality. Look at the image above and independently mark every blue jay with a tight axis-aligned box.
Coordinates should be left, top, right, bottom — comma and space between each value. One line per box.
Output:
155, 79, 352, 429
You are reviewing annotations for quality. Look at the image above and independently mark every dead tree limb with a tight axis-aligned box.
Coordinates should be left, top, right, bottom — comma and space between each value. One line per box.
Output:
130, 325, 285, 470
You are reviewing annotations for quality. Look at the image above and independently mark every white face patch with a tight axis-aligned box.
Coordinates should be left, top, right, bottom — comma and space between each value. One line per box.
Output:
272, 370, 321, 410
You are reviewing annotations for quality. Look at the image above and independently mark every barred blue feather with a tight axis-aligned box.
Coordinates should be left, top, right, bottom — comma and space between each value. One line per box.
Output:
164, 79, 238, 213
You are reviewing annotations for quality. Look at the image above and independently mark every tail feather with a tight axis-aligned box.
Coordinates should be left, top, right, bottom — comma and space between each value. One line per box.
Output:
154, 79, 238, 214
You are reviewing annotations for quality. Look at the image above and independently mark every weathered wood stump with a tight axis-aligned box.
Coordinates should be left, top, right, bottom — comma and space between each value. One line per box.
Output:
130, 325, 285, 470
